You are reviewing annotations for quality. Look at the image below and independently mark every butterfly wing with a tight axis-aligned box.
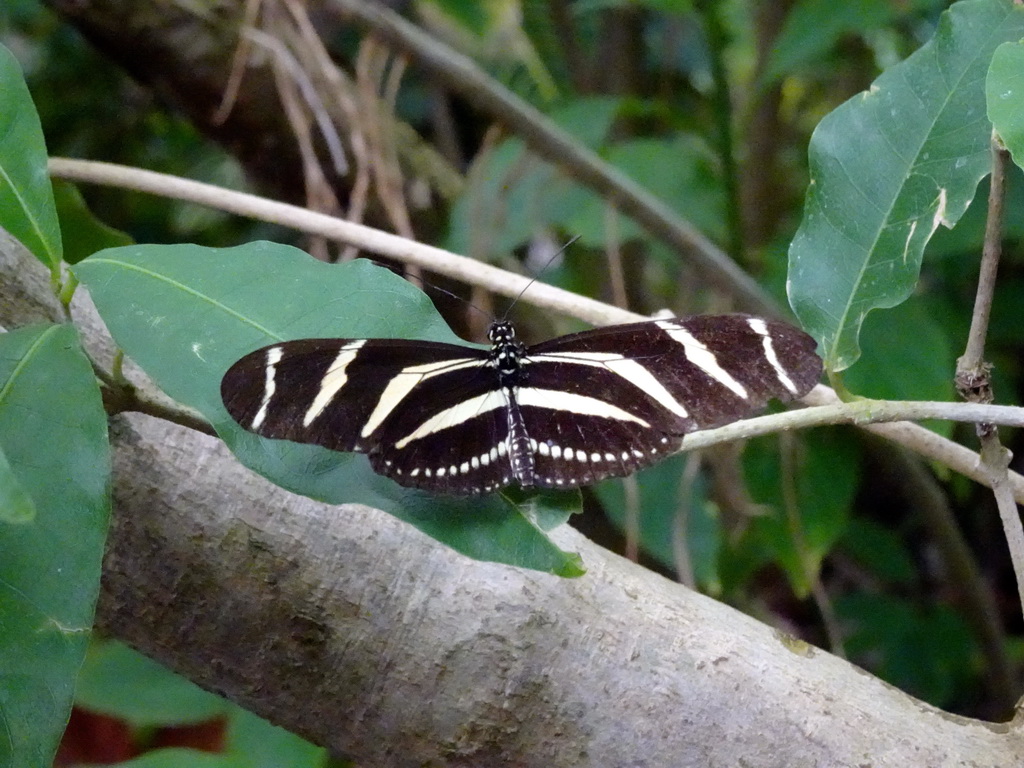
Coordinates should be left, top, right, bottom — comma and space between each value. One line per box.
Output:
221, 338, 515, 493
518, 315, 822, 487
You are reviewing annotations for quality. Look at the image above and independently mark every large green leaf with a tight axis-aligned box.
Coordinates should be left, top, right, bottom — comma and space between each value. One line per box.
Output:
788, 0, 1024, 371
0, 43, 62, 270
0, 324, 110, 767
73, 243, 584, 576
987, 40, 1024, 169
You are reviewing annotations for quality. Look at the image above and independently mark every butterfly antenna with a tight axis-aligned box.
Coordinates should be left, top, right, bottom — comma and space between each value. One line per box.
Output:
502, 235, 581, 320
366, 258, 494, 325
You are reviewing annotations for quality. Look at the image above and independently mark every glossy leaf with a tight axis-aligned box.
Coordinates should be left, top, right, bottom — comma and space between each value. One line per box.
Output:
0, 43, 62, 270
789, 0, 1024, 371
73, 243, 584, 576
0, 324, 110, 767
987, 40, 1024, 169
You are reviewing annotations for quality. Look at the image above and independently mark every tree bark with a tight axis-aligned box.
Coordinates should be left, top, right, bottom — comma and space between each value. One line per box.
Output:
3, 232, 1023, 766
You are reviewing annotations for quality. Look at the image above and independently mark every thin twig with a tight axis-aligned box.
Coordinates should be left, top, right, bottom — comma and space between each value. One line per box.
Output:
954, 136, 1024, 615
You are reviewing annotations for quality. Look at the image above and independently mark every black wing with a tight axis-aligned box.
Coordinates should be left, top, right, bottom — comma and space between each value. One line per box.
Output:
515, 314, 822, 488
221, 338, 516, 494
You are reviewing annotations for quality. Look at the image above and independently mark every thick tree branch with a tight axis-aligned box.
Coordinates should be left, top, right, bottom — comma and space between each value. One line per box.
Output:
97, 412, 1024, 767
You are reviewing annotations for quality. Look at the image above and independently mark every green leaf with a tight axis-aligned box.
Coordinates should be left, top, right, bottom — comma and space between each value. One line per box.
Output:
75, 640, 228, 727
744, 429, 860, 597
565, 134, 725, 247
0, 324, 110, 767
444, 96, 622, 260
838, 518, 917, 585
72, 243, 584, 576
77, 643, 327, 767
53, 179, 134, 265
225, 706, 326, 768
0, 43, 62, 270
987, 40, 1024, 169
0, 443, 36, 523
788, 0, 1024, 372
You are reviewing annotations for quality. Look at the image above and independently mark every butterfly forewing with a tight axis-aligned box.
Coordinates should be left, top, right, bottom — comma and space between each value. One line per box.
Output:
221, 313, 822, 495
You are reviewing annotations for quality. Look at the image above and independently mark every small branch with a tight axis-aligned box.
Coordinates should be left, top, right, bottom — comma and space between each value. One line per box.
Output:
49, 157, 637, 329
958, 136, 1008, 375
681, 396, 1024, 449
953, 136, 1024, 615
683, 390, 1024, 505
92, 354, 216, 437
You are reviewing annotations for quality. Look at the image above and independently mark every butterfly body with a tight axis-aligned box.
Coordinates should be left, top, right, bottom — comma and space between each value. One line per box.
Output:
221, 315, 822, 495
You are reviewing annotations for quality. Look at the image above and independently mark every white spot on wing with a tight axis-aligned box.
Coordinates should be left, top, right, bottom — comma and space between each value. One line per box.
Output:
251, 346, 284, 430
746, 318, 799, 395
302, 340, 367, 427
655, 320, 748, 399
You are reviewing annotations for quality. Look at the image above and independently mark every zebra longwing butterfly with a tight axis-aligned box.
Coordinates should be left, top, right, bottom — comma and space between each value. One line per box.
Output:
221, 314, 822, 495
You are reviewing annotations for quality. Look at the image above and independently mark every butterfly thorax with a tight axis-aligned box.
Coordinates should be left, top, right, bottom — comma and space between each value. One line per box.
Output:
487, 321, 527, 387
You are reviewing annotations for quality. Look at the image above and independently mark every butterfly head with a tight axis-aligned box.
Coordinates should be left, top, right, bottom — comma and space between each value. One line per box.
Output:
488, 320, 516, 345
487, 321, 526, 381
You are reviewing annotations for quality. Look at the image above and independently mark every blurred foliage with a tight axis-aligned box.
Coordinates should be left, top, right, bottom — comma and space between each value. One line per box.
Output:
2, 0, 1024, 764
